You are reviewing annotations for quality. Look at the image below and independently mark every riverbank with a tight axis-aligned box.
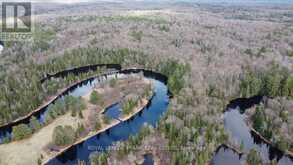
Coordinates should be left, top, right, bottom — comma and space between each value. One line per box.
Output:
120, 98, 149, 121
42, 96, 152, 165
246, 119, 293, 158
0, 112, 81, 165
244, 100, 293, 158
42, 75, 153, 164
0, 71, 154, 165
0, 70, 118, 131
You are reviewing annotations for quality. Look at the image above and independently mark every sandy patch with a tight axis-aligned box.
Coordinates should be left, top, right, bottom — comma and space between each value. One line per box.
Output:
0, 113, 80, 165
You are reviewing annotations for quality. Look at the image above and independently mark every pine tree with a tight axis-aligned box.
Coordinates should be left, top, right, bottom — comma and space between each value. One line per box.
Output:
12, 124, 33, 140
252, 106, 265, 133
29, 116, 41, 132
90, 91, 101, 105
246, 149, 263, 165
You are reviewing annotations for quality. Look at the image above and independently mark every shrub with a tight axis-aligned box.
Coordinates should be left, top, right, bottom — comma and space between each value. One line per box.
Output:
76, 160, 86, 165
90, 91, 101, 105
64, 96, 86, 116
89, 152, 108, 165
12, 124, 32, 140
54, 99, 66, 115
37, 157, 43, 165
2, 137, 10, 143
244, 48, 253, 56
29, 116, 41, 132
246, 149, 263, 165
71, 109, 77, 117
159, 24, 170, 32
122, 98, 136, 115
78, 110, 84, 119
129, 30, 143, 42
283, 76, 293, 96
52, 125, 76, 146
65, 95, 76, 108
102, 116, 110, 125
95, 120, 102, 130
109, 78, 117, 88
287, 51, 293, 57
72, 97, 86, 112
76, 123, 85, 137
276, 137, 288, 151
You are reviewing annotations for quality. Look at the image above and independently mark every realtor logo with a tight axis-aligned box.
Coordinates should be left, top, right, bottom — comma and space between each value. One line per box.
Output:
1, 2, 32, 41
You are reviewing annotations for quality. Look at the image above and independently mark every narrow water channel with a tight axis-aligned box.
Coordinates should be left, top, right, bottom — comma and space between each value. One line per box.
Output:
46, 75, 169, 165
0, 73, 118, 143
212, 97, 293, 165
3, 65, 290, 165
103, 103, 121, 121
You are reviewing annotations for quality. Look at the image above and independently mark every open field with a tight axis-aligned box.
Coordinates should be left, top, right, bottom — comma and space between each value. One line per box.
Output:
0, 112, 79, 165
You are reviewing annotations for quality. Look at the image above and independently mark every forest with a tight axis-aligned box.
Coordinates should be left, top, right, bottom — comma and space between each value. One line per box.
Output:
1, 1, 293, 165
0, 47, 188, 144
0, 47, 188, 127
239, 64, 293, 98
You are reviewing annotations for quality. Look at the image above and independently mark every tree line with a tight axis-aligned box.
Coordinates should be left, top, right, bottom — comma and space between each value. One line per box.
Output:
239, 64, 293, 98
0, 47, 188, 127
7, 96, 86, 142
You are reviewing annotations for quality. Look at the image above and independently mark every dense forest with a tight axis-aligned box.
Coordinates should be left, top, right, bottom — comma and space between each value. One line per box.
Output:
239, 64, 293, 98
240, 64, 293, 152
0, 46, 192, 165
73, 58, 228, 164
0, 47, 188, 134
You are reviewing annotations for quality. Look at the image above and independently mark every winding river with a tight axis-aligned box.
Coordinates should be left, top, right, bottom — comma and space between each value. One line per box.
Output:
0, 67, 170, 165
1, 64, 293, 165
46, 70, 170, 165
0, 71, 120, 143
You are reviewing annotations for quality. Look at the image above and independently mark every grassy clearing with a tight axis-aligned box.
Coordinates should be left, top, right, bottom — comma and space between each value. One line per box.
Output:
0, 75, 153, 165
0, 113, 80, 165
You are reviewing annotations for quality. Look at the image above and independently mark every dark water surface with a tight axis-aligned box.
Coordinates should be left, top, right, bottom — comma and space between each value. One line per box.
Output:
0, 73, 116, 143
46, 72, 169, 165
3, 65, 292, 165
143, 153, 154, 165
103, 103, 121, 120
212, 97, 293, 165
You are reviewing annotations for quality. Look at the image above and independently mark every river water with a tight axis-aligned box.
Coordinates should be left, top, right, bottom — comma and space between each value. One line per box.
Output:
213, 103, 293, 165
1, 67, 292, 165
45, 71, 169, 165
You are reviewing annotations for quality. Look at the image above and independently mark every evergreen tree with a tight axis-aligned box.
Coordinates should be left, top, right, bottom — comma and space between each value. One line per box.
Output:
90, 91, 101, 105
90, 152, 108, 165
252, 106, 265, 133
246, 149, 263, 165
29, 116, 41, 132
12, 124, 33, 140
52, 125, 76, 146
